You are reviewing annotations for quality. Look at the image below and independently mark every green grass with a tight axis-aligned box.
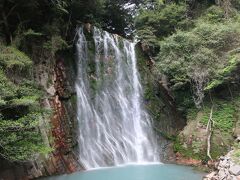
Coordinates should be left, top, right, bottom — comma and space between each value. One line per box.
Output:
200, 100, 235, 132
173, 137, 207, 160
0, 46, 32, 72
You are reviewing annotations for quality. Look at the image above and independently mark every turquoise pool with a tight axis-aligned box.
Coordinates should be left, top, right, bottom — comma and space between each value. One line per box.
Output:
45, 164, 205, 180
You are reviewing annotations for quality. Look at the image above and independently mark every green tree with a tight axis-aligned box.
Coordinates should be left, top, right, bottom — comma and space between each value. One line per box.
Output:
157, 10, 240, 107
135, 1, 188, 55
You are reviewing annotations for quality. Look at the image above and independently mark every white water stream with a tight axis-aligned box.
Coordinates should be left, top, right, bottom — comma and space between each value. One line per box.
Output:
76, 27, 159, 169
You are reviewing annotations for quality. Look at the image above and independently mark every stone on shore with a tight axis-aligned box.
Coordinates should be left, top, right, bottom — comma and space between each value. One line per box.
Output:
229, 165, 240, 176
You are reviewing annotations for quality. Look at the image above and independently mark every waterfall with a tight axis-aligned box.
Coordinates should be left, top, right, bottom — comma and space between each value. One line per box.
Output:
75, 27, 159, 169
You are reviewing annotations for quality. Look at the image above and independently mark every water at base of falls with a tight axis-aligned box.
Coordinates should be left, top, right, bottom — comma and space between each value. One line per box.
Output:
45, 164, 205, 180
75, 27, 159, 169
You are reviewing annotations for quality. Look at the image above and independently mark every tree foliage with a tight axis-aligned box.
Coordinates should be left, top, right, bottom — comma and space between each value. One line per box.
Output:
134, 0, 240, 108
0, 0, 138, 44
135, 1, 189, 55
156, 5, 240, 107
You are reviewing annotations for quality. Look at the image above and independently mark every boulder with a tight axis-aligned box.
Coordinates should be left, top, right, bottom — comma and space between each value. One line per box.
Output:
204, 172, 216, 179
232, 175, 238, 180
229, 165, 240, 176
218, 168, 227, 180
219, 159, 230, 168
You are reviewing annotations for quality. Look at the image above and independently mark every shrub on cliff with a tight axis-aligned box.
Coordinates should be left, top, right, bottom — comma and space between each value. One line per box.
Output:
0, 45, 51, 162
156, 11, 240, 107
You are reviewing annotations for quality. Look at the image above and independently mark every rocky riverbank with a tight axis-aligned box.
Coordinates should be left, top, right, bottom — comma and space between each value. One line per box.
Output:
204, 147, 240, 180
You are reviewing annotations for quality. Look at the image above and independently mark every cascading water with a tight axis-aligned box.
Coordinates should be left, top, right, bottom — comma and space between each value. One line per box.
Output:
75, 26, 159, 169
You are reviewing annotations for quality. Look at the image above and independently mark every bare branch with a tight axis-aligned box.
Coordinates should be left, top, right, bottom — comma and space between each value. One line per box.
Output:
206, 106, 213, 160
6, 3, 18, 18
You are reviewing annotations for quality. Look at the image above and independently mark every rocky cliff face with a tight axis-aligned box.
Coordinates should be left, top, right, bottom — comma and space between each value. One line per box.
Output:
135, 43, 186, 162
26, 47, 81, 178
0, 40, 80, 179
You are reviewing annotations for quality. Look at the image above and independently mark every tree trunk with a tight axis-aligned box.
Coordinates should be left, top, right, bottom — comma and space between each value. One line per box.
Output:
1, 11, 12, 44
215, 0, 232, 18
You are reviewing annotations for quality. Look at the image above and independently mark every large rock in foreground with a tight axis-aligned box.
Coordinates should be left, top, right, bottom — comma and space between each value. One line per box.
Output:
203, 149, 240, 180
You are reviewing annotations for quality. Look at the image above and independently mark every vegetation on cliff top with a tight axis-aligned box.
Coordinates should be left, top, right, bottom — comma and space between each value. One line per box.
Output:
136, 1, 240, 107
